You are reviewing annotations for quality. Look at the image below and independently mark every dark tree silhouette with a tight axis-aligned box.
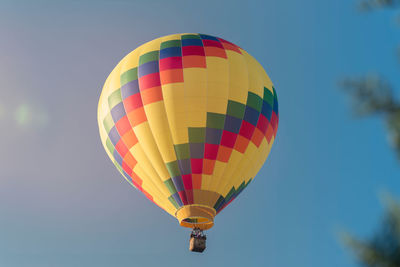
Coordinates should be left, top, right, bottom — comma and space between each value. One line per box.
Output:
342, 0, 400, 159
341, 2, 400, 267
341, 75, 400, 159
359, 0, 400, 11
343, 198, 400, 267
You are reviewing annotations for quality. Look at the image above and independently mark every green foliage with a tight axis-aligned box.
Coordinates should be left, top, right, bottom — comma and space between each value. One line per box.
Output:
341, 2, 400, 267
341, 0, 400, 158
343, 197, 400, 267
341, 75, 396, 115
359, 0, 400, 11
341, 74, 400, 158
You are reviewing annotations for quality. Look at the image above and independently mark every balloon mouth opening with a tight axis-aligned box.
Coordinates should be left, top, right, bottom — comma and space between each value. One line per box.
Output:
175, 205, 216, 230
181, 216, 213, 229
182, 217, 210, 223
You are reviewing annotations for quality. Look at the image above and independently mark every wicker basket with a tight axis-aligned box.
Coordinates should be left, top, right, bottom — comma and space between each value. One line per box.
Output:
189, 237, 206, 252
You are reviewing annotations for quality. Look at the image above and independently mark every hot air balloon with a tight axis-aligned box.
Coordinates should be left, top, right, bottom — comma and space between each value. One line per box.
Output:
98, 33, 278, 252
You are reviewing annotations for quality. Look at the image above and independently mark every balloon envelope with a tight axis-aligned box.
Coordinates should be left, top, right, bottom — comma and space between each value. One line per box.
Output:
98, 33, 278, 230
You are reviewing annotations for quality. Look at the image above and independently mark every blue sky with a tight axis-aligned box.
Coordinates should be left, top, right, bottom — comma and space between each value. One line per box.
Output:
0, 0, 399, 266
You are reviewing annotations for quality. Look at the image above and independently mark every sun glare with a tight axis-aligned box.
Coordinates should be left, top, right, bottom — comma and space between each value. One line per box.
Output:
14, 104, 49, 129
